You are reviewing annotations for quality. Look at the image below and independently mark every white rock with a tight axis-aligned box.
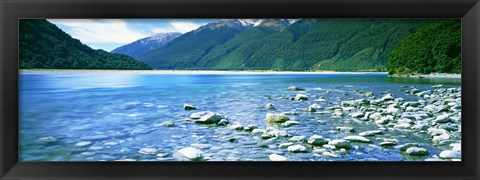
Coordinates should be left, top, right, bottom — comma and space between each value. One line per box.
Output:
294, 94, 308, 101
405, 147, 428, 156
283, 120, 300, 126
382, 94, 394, 101
450, 143, 461, 152
251, 129, 265, 135
176, 147, 203, 161
435, 114, 451, 123
278, 142, 294, 148
307, 134, 328, 145
190, 111, 224, 124
439, 150, 461, 159
229, 123, 244, 130
269, 154, 287, 161
287, 86, 305, 91
344, 136, 370, 143
379, 141, 396, 146
351, 112, 364, 118
287, 145, 307, 153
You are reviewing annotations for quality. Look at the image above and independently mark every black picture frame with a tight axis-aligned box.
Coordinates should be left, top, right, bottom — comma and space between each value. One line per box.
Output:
1, 0, 479, 179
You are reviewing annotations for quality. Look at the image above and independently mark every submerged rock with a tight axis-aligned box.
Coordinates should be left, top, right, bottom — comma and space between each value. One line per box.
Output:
161, 121, 175, 127
266, 113, 289, 123
287, 86, 305, 91
138, 147, 157, 155
38, 136, 57, 143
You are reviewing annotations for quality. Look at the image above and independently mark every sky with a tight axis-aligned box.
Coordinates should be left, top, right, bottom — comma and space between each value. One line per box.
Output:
47, 19, 213, 51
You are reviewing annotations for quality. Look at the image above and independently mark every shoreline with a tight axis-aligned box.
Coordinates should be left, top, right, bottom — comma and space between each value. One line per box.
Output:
19, 69, 389, 75
388, 73, 461, 79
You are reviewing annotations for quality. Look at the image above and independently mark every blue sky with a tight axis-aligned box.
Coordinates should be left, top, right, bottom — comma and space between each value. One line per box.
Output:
47, 19, 213, 51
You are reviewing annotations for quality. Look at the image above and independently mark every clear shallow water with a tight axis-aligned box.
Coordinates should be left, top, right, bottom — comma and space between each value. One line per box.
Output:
19, 71, 461, 161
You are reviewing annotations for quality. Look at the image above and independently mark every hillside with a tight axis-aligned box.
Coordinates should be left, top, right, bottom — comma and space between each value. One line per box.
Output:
111, 32, 181, 59
138, 19, 431, 71
19, 19, 152, 70
386, 19, 461, 75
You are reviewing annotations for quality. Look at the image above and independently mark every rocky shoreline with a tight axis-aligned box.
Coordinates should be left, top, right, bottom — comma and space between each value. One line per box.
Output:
121, 84, 461, 161
388, 73, 460, 79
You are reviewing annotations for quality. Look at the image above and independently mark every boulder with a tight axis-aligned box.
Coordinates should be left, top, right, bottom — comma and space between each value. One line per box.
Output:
266, 113, 289, 123
190, 111, 225, 124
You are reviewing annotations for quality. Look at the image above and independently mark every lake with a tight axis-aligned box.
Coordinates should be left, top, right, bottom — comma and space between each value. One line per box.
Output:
19, 70, 461, 161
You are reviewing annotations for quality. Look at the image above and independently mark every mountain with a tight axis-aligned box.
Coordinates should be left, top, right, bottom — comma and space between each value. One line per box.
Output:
111, 32, 181, 59
137, 19, 250, 69
137, 19, 432, 71
386, 19, 461, 75
20, 19, 152, 70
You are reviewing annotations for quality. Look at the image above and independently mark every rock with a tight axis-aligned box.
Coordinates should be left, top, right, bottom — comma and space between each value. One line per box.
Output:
328, 139, 351, 149
243, 124, 257, 131
341, 100, 356, 107
307, 134, 328, 145
386, 107, 402, 115
395, 143, 422, 151
379, 141, 396, 146
312, 148, 329, 154
269, 154, 287, 161
394, 123, 411, 129
369, 113, 382, 121
382, 94, 394, 101
75, 141, 92, 147
289, 136, 306, 142
450, 143, 461, 152
315, 98, 327, 102
265, 103, 275, 110
439, 150, 461, 159
359, 130, 383, 136
401, 114, 417, 120
183, 104, 198, 110
403, 101, 420, 107
336, 126, 354, 132
217, 119, 230, 126
38, 136, 57, 143
432, 133, 451, 143
161, 121, 175, 127
287, 86, 305, 91
176, 147, 203, 161
229, 124, 244, 130
405, 147, 428, 156
264, 127, 289, 137
351, 112, 364, 118
332, 110, 343, 117
304, 107, 317, 112
251, 129, 265, 135
435, 114, 451, 123
410, 88, 421, 94
287, 145, 307, 153
432, 84, 444, 88
278, 142, 294, 148
294, 94, 309, 101
344, 136, 370, 143
283, 120, 300, 126
266, 113, 289, 123
375, 117, 390, 125
190, 111, 225, 124
138, 147, 157, 155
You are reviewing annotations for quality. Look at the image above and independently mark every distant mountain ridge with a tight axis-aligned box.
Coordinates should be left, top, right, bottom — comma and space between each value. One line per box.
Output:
19, 19, 152, 70
137, 19, 432, 71
111, 32, 181, 59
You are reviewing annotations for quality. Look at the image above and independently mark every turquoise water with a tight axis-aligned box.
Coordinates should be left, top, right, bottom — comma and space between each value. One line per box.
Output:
19, 71, 461, 161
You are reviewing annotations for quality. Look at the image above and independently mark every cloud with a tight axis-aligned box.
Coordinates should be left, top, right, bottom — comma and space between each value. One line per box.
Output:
47, 19, 149, 45
152, 20, 205, 34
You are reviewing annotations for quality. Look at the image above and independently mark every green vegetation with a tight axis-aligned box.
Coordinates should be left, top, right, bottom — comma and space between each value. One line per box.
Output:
139, 19, 432, 71
386, 20, 461, 75
20, 19, 152, 70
